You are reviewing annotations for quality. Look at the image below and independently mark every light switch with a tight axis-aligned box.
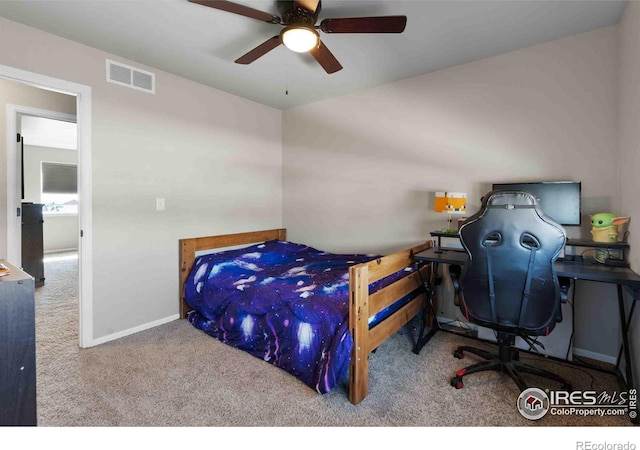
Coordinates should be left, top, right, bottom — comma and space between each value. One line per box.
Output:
156, 197, 165, 211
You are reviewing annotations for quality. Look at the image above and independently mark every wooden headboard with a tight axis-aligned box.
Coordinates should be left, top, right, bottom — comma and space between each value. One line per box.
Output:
179, 228, 287, 318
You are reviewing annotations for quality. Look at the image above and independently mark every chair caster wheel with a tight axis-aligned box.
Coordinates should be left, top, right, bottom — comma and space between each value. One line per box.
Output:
453, 349, 464, 359
450, 376, 464, 389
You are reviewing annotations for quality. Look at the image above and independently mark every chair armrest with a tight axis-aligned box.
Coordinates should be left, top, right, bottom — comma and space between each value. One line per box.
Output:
449, 264, 462, 306
559, 276, 571, 303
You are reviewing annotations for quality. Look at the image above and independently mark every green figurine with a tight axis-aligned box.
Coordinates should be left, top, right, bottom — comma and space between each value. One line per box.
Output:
590, 212, 629, 243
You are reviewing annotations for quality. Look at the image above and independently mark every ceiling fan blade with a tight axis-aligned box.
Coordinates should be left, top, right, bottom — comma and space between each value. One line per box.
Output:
188, 0, 280, 24
235, 36, 282, 64
320, 16, 407, 33
294, 0, 320, 13
309, 40, 343, 74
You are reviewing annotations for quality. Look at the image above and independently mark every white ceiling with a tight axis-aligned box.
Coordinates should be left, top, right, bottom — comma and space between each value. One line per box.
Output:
0, 0, 627, 110
20, 116, 77, 150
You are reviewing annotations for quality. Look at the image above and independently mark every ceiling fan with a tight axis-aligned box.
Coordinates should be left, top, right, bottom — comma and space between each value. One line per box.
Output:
188, 0, 407, 74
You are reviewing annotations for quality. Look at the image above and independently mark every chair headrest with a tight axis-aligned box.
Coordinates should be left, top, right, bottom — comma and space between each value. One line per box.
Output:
483, 190, 538, 208
466, 190, 566, 246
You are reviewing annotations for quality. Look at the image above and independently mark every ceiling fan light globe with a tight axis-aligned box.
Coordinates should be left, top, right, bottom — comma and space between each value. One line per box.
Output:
281, 26, 319, 52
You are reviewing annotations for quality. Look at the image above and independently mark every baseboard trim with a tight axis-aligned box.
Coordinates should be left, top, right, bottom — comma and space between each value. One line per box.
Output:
44, 248, 78, 254
89, 314, 180, 347
572, 347, 617, 365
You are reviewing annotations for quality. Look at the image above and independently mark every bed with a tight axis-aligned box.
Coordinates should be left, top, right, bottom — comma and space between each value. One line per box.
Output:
179, 229, 432, 404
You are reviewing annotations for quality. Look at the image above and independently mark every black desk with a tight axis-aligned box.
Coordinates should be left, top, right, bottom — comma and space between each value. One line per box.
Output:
413, 246, 640, 408
430, 231, 632, 266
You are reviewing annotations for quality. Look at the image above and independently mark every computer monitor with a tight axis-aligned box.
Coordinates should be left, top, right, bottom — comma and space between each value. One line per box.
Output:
491, 181, 581, 226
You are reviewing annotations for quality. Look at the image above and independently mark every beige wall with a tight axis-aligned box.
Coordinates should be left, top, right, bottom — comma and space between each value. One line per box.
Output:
618, 1, 640, 388
284, 26, 619, 252
283, 26, 620, 359
0, 17, 283, 340
0, 78, 76, 257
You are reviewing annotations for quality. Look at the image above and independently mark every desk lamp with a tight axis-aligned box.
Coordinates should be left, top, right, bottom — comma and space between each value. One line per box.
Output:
435, 192, 466, 233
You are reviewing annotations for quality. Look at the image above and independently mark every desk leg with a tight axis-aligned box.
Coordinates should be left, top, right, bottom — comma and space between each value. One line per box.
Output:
615, 284, 638, 424
413, 262, 440, 354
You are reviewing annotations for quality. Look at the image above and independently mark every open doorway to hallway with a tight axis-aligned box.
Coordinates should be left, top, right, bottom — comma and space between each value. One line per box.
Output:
1, 64, 93, 351
19, 114, 79, 348
1, 76, 80, 379
19, 114, 78, 287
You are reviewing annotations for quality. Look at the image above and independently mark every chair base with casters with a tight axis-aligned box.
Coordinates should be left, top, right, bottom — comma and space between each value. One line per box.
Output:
449, 332, 573, 392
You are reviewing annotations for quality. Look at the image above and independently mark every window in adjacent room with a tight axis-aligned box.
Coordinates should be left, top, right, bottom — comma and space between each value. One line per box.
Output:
41, 162, 78, 215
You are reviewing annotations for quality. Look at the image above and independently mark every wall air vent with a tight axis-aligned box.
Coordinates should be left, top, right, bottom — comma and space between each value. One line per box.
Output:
106, 59, 155, 94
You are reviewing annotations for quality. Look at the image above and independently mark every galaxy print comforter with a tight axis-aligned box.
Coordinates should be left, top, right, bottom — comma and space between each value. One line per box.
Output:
184, 239, 417, 394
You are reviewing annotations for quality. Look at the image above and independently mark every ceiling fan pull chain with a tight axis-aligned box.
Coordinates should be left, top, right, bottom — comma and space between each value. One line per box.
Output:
285, 51, 289, 95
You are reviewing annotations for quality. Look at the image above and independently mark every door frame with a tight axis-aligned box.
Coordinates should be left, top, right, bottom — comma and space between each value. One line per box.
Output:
2, 63, 93, 348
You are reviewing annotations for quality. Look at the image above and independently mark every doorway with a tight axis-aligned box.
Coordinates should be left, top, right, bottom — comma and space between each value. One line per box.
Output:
14, 109, 77, 268
18, 114, 79, 346
1, 63, 93, 348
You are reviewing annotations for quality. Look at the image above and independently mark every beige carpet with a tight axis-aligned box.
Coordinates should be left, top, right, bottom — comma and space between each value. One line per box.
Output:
34, 252, 633, 429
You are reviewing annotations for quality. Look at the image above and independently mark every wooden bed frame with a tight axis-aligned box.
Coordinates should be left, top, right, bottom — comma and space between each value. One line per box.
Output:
179, 228, 432, 405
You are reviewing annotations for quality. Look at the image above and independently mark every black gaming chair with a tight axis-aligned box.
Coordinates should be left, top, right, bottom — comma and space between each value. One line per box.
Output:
450, 190, 572, 391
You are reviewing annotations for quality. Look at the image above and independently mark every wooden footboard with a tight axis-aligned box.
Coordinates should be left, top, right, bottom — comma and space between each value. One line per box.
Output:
348, 240, 433, 404
178, 229, 432, 405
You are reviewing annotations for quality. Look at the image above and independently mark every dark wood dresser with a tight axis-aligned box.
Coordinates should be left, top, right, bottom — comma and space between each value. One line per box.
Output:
0, 261, 37, 426
21, 202, 45, 287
